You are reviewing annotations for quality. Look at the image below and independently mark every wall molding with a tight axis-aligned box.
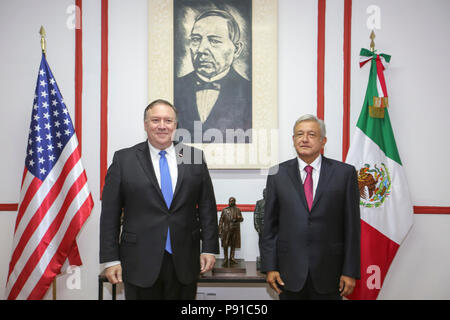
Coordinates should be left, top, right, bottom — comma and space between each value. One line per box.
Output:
342, 0, 352, 161
2, 203, 449, 214
317, 0, 326, 120
100, 0, 109, 198
75, 0, 83, 153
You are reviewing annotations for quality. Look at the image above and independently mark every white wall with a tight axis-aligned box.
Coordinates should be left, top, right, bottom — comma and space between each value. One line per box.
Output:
1, 0, 450, 300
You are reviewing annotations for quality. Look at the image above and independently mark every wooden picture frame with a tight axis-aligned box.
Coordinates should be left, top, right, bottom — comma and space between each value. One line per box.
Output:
148, 0, 278, 169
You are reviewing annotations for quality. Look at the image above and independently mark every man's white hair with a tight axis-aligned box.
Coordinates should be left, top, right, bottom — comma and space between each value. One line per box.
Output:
293, 114, 326, 139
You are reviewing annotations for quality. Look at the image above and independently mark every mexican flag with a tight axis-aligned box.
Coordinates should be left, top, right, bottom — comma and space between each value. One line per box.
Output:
346, 48, 414, 300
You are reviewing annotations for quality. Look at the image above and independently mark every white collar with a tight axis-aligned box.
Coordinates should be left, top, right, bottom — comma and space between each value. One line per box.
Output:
297, 154, 322, 172
148, 141, 175, 158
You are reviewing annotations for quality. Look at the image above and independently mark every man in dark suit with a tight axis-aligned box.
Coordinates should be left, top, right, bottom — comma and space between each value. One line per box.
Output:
174, 9, 252, 143
260, 114, 360, 300
100, 99, 219, 299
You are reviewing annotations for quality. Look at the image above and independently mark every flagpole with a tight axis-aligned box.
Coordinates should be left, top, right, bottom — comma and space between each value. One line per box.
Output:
369, 30, 376, 52
39, 26, 47, 57
40, 25, 56, 300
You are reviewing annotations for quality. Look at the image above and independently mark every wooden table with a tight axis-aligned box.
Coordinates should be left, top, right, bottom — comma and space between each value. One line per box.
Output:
98, 261, 266, 300
199, 261, 266, 283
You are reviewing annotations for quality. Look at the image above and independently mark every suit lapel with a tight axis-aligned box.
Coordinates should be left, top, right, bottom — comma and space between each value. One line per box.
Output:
135, 141, 166, 205
287, 158, 309, 211
172, 144, 185, 203
312, 156, 335, 210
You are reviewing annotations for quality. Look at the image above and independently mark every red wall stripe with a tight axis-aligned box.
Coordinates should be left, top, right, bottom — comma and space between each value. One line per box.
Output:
342, 0, 352, 161
216, 204, 256, 212
100, 0, 109, 198
75, 0, 83, 154
217, 205, 450, 214
1, 203, 449, 214
0, 204, 19, 211
413, 206, 450, 215
317, 0, 326, 120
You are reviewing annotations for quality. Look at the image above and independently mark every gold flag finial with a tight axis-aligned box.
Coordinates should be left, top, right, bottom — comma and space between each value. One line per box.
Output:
370, 30, 376, 52
39, 26, 47, 56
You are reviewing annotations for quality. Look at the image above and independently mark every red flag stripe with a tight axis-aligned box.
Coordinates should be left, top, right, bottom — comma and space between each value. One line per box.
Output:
347, 219, 399, 300
28, 195, 93, 300
7, 174, 90, 300
15, 174, 42, 233
67, 239, 82, 266
7, 148, 81, 279
20, 167, 27, 188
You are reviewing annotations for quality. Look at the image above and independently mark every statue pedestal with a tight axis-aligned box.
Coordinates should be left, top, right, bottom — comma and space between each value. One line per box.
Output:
213, 259, 246, 274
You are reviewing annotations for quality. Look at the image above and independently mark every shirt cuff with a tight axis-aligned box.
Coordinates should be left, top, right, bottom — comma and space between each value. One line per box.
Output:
103, 261, 121, 270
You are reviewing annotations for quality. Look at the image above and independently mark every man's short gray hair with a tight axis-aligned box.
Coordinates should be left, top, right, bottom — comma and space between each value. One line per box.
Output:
293, 114, 326, 139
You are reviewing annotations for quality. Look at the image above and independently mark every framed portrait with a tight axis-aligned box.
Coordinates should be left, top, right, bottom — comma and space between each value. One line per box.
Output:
148, 0, 278, 169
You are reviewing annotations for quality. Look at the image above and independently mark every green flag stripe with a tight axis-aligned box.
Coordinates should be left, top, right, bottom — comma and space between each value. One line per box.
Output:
356, 55, 402, 165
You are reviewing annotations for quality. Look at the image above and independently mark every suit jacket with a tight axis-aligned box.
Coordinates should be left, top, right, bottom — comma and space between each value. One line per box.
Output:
174, 68, 252, 143
260, 156, 360, 293
100, 141, 219, 287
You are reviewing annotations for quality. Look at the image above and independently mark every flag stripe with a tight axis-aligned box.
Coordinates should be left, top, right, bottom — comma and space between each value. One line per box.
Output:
348, 220, 399, 300
28, 194, 94, 300
7, 172, 89, 300
15, 174, 42, 233
20, 167, 27, 188
8, 146, 81, 278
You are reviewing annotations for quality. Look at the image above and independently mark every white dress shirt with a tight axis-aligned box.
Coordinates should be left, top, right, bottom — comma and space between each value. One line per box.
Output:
297, 155, 322, 199
148, 142, 178, 192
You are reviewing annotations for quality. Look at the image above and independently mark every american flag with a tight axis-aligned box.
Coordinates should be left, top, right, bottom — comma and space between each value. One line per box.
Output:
5, 54, 93, 300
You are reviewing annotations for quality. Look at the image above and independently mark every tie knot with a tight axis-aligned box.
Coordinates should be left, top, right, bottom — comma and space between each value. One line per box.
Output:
159, 150, 167, 158
305, 165, 313, 174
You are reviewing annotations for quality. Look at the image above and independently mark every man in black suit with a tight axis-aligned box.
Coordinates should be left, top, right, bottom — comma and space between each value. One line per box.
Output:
174, 9, 252, 143
260, 114, 360, 300
100, 99, 219, 299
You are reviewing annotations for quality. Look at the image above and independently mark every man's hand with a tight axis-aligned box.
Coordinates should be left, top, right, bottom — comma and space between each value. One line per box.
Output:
105, 264, 122, 284
339, 275, 356, 297
200, 254, 216, 274
266, 271, 285, 294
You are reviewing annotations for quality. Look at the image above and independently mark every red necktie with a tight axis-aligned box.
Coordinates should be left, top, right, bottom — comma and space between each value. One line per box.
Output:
304, 165, 313, 211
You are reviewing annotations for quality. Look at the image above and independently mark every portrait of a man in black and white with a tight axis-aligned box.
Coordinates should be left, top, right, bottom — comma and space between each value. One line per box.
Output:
174, 0, 252, 144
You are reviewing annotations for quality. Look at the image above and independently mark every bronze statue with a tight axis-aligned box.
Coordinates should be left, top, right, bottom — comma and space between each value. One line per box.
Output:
218, 197, 244, 267
254, 188, 266, 270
